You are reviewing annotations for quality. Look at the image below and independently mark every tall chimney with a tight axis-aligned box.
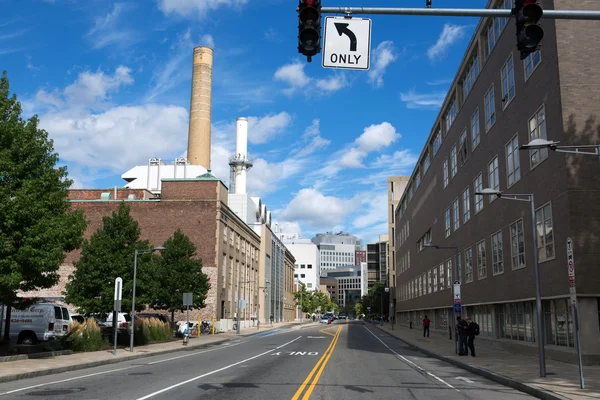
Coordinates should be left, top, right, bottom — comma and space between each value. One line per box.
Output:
187, 46, 213, 169
234, 117, 248, 194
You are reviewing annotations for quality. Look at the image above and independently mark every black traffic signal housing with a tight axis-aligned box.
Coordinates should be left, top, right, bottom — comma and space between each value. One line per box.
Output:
513, 0, 544, 60
298, 0, 322, 62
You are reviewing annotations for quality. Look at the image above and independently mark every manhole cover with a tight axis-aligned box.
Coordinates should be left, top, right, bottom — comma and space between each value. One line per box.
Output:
26, 388, 86, 396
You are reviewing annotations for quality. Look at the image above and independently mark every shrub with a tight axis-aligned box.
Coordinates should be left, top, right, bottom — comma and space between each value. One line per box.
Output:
134, 317, 170, 346
62, 318, 107, 352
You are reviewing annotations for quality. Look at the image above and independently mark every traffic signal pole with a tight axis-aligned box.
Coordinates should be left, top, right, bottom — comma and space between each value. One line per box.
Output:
318, 7, 600, 20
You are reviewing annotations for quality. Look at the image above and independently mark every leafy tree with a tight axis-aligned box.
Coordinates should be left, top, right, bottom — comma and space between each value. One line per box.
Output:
64, 203, 153, 315
293, 284, 314, 315
0, 71, 87, 342
354, 302, 363, 316
147, 229, 210, 327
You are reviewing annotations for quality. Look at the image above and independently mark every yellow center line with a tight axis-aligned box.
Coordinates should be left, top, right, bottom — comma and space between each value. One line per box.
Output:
291, 325, 342, 400
319, 326, 338, 337
301, 326, 341, 400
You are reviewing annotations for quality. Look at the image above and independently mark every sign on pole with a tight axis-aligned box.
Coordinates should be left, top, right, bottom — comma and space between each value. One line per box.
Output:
323, 17, 371, 70
113, 277, 122, 355
384, 287, 390, 293
566, 237, 577, 305
183, 292, 193, 306
453, 281, 461, 304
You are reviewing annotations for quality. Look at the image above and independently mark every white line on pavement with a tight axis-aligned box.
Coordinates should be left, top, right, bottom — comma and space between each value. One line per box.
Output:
147, 341, 245, 365
135, 336, 303, 400
363, 326, 458, 392
456, 376, 475, 383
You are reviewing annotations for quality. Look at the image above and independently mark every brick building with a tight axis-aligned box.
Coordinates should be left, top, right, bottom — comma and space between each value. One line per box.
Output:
24, 174, 296, 326
394, 0, 600, 364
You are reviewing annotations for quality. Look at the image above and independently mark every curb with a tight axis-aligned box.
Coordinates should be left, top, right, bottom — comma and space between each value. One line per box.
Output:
371, 325, 569, 400
0, 323, 293, 385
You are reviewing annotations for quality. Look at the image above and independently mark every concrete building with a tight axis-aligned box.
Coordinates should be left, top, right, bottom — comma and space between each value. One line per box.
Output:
394, 0, 600, 364
317, 243, 356, 271
319, 277, 338, 302
272, 224, 320, 292
388, 177, 409, 317
366, 235, 388, 288
355, 250, 366, 265
322, 266, 363, 310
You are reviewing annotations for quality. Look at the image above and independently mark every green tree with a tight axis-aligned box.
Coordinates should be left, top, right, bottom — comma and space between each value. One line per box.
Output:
354, 302, 363, 316
64, 203, 152, 315
293, 284, 313, 315
0, 71, 87, 342
147, 229, 210, 327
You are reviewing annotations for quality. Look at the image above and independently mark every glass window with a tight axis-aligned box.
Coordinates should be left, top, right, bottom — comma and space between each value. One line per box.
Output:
535, 202, 555, 262
506, 135, 521, 186
439, 264, 445, 290
471, 109, 480, 150
529, 105, 548, 168
415, 168, 421, 188
501, 53, 515, 106
474, 173, 484, 213
427, 269, 432, 294
462, 54, 480, 99
510, 219, 526, 270
462, 187, 471, 223
491, 230, 504, 275
433, 129, 442, 155
423, 150, 431, 173
445, 98, 457, 132
446, 259, 452, 288
465, 248, 473, 283
477, 240, 487, 279
459, 129, 468, 166
488, 156, 500, 201
445, 207, 451, 238
524, 50, 541, 80
433, 268, 438, 292
485, 85, 496, 131
453, 198, 460, 231
443, 158, 449, 188
451, 145, 458, 177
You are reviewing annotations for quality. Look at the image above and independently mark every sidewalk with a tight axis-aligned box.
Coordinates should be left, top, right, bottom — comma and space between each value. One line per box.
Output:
371, 322, 600, 400
0, 321, 315, 384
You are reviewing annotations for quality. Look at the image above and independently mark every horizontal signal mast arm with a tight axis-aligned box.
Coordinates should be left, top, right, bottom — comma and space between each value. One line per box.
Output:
319, 7, 600, 20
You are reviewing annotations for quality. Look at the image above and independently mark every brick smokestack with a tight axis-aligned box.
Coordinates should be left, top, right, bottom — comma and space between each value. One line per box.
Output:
187, 46, 213, 168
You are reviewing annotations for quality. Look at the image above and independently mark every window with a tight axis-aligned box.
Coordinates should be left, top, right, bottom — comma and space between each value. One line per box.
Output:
462, 187, 471, 223
408, 185, 413, 201
536, 202, 555, 262
465, 248, 473, 283
443, 159, 449, 188
415, 168, 421, 188
529, 105, 548, 168
423, 150, 431, 173
491, 230, 504, 275
439, 264, 445, 290
524, 50, 541, 80
458, 129, 468, 165
433, 129, 442, 155
451, 145, 458, 177
477, 240, 487, 279
462, 54, 480, 99
446, 259, 452, 288
307, 264, 313, 269
501, 54, 515, 107
445, 207, 451, 238
485, 85, 496, 131
445, 97, 457, 132
453, 198, 460, 231
427, 269, 432, 294
510, 219, 526, 269
471, 109, 480, 150
485, 0, 511, 57
474, 173, 484, 213
433, 268, 438, 292
488, 156, 500, 202
223, 225, 228, 242
506, 135, 521, 186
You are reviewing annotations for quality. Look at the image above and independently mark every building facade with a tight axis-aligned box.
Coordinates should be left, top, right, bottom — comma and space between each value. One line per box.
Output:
285, 243, 320, 291
394, 0, 600, 364
322, 267, 363, 310
387, 176, 409, 316
366, 235, 388, 288
354, 250, 366, 265
319, 277, 338, 302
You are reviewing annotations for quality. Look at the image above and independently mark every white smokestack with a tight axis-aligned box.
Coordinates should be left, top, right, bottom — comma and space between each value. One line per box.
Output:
234, 117, 248, 194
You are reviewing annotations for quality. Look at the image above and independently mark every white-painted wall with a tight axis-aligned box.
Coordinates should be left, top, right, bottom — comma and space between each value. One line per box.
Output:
121, 159, 206, 192
286, 243, 320, 292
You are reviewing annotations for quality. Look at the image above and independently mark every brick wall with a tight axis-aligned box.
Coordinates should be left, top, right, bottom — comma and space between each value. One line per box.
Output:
69, 188, 155, 201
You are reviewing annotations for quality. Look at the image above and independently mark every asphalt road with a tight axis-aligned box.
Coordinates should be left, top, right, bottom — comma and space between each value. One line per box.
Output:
0, 321, 534, 400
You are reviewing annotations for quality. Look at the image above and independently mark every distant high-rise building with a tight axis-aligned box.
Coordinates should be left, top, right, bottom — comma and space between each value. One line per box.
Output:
366, 235, 388, 288
355, 250, 366, 265
388, 177, 409, 317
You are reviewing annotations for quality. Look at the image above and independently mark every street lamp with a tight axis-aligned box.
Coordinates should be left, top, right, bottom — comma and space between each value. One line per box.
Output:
130, 246, 165, 352
520, 138, 600, 167
237, 280, 255, 334
424, 243, 460, 350
475, 187, 546, 378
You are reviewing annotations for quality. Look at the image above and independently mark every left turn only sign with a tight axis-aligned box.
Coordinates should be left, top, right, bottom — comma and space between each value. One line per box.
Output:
322, 17, 371, 70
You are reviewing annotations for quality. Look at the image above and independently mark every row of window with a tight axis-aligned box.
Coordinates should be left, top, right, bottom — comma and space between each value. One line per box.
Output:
398, 202, 555, 301
294, 264, 313, 269
222, 225, 260, 264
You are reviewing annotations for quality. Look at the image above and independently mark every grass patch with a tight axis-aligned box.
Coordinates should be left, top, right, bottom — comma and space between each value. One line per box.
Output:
134, 318, 171, 346
62, 318, 108, 352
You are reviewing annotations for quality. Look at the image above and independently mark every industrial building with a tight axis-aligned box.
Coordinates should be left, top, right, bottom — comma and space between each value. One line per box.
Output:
394, 0, 600, 364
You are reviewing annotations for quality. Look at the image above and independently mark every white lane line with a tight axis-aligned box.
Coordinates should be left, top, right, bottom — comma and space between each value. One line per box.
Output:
0, 366, 138, 396
363, 326, 458, 392
456, 376, 475, 384
147, 341, 245, 365
136, 336, 302, 400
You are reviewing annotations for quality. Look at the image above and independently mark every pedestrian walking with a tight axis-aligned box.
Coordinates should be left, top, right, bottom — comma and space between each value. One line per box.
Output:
423, 315, 431, 337
466, 317, 479, 357
456, 316, 468, 355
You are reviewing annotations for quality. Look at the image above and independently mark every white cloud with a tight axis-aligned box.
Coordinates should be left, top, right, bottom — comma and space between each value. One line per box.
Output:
368, 41, 398, 88
272, 220, 302, 235
353, 191, 388, 229
339, 148, 366, 168
248, 112, 292, 144
274, 61, 348, 96
295, 119, 330, 157
371, 149, 418, 169
247, 158, 307, 196
86, 3, 140, 49
158, 0, 248, 19
399, 89, 446, 110
200, 34, 214, 48
277, 188, 361, 228
427, 24, 467, 61
63, 66, 133, 107
355, 122, 399, 153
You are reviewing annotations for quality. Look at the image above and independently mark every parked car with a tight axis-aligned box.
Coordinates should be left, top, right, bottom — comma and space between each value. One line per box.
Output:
0, 303, 72, 344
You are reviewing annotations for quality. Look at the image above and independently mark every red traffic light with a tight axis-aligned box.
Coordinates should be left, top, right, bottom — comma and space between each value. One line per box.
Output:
306, 0, 315, 5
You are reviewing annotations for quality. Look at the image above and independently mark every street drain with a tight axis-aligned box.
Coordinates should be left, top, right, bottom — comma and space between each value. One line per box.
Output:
26, 388, 86, 396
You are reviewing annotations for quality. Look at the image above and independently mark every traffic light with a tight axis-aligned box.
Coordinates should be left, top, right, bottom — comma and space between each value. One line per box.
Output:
298, 0, 322, 62
513, 0, 544, 60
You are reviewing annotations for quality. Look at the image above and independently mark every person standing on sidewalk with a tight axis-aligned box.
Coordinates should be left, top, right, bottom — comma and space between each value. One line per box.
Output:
466, 317, 479, 357
422, 315, 431, 337
456, 316, 468, 355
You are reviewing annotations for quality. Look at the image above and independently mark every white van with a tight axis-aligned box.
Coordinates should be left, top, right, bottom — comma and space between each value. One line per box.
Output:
0, 303, 72, 344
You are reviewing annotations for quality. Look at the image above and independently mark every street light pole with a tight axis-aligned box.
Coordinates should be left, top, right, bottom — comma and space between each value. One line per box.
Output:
520, 139, 600, 169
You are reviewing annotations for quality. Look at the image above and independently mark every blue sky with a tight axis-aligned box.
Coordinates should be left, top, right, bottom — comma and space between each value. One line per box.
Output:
2, 0, 487, 244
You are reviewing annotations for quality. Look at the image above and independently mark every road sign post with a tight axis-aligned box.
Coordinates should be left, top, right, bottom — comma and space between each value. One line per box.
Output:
453, 280, 461, 354
566, 238, 584, 389
323, 17, 371, 70
113, 277, 122, 355
183, 292, 193, 338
